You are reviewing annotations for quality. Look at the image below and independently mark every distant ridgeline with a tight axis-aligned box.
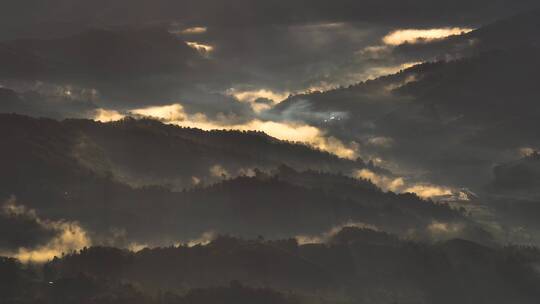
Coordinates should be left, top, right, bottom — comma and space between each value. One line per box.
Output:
0, 113, 488, 250
2, 229, 540, 304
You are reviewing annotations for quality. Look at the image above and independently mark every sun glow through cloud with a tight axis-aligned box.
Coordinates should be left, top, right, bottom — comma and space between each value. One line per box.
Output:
186, 41, 214, 53
382, 27, 474, 45
94, 103, 359, 159
356, 169, 405, 192
227, 88, 289, 103
94, 108, 125, 122
226, 88, 290, 112
354, 169, 463, 200
404, 184, 453, 198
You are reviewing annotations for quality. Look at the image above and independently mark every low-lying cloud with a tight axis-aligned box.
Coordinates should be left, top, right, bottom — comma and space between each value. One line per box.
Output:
94, 103, 360, 159
354, 169, 466, 200
0, 198, 91, 263
382, 27, 474, 45
296, 221, 379, 245
186, 41, 215, 54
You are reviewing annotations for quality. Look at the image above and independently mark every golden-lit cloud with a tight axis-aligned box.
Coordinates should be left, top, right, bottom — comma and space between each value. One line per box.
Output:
186, 41, 214, 53
191, 176, 202, 185
382, 27, 474, 45
428, 221, 462, 233
127, 242, 148, 252
183, 231, 216, 247
122, 103, 360, 159
237, 167, 256, 177
354, 169, 465, 200
14, 223, 90, 263
403, 184, 453, 199
210, 164, 230, 178
1, 199, 91, 263
226, 88, 290, 113
313, 136, 359, 160
518, 147, 537, 157
94, 108, 125, 122
181, 26, 208, 34
228, 88, 287, 103
296, 221, 379, 245
131, 104, 186, 121
355, 169, 405, 192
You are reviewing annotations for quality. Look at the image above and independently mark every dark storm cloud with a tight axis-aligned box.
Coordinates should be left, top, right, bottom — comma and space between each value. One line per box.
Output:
0, 86, 99, 120
197, 22, 385, 92
1, 1, 536, 115
489, 152, 540, 197
0, 18, 395, 119
0, 0, 538, 40
0, 26, 257, 120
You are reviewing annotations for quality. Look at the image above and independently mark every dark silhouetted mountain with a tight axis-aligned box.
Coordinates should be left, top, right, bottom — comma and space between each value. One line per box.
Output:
0, 114, 481, 248
491, 152, 540, 194
0, 113, 363, 191
2, 229, 539, 304
486, 153, 540, 242
176, 284, 300, 304
0, 88, 27, 113
272, 41, 540, 191
177, 174, 472, 241
394, 8, 540, 62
